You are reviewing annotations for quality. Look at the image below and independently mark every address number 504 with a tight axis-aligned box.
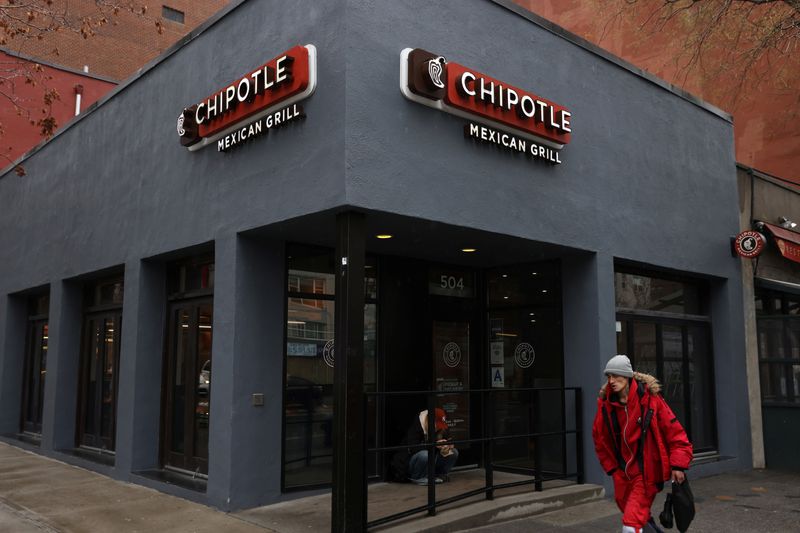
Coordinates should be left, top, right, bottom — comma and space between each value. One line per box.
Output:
440, 275, 464, 290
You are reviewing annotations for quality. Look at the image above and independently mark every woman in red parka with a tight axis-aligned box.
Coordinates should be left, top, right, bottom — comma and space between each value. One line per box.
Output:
592, 355, 693, 533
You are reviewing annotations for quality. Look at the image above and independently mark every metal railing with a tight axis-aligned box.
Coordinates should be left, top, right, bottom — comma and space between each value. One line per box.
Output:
364, 386, 583, 530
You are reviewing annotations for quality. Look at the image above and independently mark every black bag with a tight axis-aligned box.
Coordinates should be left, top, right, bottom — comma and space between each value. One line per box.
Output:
671, 478, 696, 532
658, 492, 674, 529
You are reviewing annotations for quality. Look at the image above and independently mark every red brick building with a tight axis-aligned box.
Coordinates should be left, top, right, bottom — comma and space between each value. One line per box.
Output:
2, 0, 229, 167
515, 0, 800, 184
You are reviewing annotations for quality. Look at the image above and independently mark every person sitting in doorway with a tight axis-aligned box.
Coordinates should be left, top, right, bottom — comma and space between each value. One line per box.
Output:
390, 407, 459, 485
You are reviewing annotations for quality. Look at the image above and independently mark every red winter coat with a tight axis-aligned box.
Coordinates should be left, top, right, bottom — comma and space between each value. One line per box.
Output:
592, 373, 693, 487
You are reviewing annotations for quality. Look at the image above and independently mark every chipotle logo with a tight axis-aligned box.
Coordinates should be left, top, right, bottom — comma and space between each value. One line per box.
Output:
401, 48, 571, 149
178, 44, 317, 151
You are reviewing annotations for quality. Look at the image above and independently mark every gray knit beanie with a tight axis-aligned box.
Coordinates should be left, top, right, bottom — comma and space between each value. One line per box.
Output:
604, 354, 634, 378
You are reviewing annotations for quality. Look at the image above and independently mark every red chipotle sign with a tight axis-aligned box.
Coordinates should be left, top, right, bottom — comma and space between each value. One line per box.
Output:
733, 230, 766, 258
178, 44, 317, 151
400, 48, 571, 163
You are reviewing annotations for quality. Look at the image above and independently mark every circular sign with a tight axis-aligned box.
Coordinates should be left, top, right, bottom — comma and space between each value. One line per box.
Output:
442, 342, 462, 368
323, 340, 335, 368
514, 343, 536, 368
734, 231, 765, 258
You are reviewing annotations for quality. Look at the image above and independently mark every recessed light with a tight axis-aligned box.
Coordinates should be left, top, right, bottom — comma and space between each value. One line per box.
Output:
529, 312, 535, 316
531, 272, 538, 276
530, 319, 536, 323
376, 234, 393, 239
503, 296, 509, 300
501, 274, 508, 278
461, 248, 477, 253
542, 289, 548, 293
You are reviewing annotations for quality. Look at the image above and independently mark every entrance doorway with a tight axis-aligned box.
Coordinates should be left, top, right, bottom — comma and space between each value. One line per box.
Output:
163, 299, 213, 474
77, 311, 122, 451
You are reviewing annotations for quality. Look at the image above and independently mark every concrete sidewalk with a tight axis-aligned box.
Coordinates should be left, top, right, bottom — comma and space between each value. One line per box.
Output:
457, 468, 800, 532
0, 443, 270, 532
4, 441, 798, 532
0, 441, 601, 532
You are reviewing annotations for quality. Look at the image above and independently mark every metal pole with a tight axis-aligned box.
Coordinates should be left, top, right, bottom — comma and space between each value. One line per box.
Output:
331, 211, 366, 533
427, 392, 436, 515
575, 388, 585, 484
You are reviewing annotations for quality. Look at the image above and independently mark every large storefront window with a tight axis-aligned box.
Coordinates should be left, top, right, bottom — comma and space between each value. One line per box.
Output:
487, 262, 564, 475
755, 287, 800, 405
615, 270, 716, 452
21, 293, 50, 436
77, 277, 123, 453
163, 257, 214, 476
283, 245, 377, 489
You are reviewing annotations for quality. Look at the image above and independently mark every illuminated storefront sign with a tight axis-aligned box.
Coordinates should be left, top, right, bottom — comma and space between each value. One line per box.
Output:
178, 44, 317, 151
400, 47, 571, 163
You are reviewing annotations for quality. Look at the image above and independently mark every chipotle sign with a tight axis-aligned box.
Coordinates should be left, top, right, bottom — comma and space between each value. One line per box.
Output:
178, 44, 317, 151
400, 48, 571, 162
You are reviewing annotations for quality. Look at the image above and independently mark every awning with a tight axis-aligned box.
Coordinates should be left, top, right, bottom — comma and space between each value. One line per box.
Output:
762, 222, 800, 264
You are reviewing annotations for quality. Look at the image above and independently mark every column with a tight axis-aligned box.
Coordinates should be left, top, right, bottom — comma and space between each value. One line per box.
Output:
114, 259, 167, 475
0, 293, 27, 434
331, 211, 366, 533
561, 252, 616, 487
206, 234, 286, 510
41, 280, 82, 452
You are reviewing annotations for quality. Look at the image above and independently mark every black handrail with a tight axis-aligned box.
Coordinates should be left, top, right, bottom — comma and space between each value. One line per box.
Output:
364, 386, 583, 530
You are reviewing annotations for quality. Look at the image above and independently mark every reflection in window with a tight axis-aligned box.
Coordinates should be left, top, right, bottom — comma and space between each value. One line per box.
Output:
616, 270, 716, 451
615, 272, 703, 314
283, 245, 378, 489
756, 287, 800, 404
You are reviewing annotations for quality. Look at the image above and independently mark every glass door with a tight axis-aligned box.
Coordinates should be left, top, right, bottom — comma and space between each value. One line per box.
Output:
21, 319, 48, 435
163, 299, 213, 475
78, 313, 122, 451
429, 265, 481, 467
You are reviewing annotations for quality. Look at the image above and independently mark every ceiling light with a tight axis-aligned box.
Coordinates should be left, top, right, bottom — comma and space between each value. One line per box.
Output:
542, 289, 548, 293
503, 296, 509, 299
529, 312, 535, 316
501, 274, 508, 278
531, 272, 538, 276
376, 234, 393, 239
461, 248, 477, 253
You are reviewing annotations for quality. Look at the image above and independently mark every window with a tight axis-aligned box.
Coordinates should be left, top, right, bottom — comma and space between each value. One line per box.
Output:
20, 293, 49, 436
162, 6, 185, 24
756, 287, 800, 405
77, 277, 124, 454
615, 269, 716, 452
283, 245, 377, 490
162, 256, 214, 475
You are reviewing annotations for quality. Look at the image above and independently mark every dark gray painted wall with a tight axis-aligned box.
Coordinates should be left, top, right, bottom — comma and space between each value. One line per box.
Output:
344, 0, 739, 278
0, 0, 347, 293
342, 0, 749, 485
0, 0, 750, 510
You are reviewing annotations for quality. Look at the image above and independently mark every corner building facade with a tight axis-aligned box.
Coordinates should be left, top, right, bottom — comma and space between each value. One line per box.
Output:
0, 0, 752, 515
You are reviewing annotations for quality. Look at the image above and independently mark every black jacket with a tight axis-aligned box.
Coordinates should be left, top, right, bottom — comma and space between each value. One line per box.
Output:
390, 414, 444, 481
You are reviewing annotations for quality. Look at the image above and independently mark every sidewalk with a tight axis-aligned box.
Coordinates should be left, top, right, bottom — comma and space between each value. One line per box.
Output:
456, 468, 800, 532
0, 443, 269, 532
3, 441, 799, 532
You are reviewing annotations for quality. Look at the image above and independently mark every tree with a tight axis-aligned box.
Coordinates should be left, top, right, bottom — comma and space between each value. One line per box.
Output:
518, 0, 800, 181
1, 1, 156, 175
605, 0, 800, 109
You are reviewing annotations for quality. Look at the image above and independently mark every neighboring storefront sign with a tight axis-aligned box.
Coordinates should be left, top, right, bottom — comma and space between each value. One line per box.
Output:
759, 222, 800, 265
400, 47, 571, 164
733, 230, 766, 258
775, 238, 800, 264
177, 44, 317, 151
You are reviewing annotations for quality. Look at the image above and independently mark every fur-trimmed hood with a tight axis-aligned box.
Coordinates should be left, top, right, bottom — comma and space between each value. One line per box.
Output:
598, 371, 661, 398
